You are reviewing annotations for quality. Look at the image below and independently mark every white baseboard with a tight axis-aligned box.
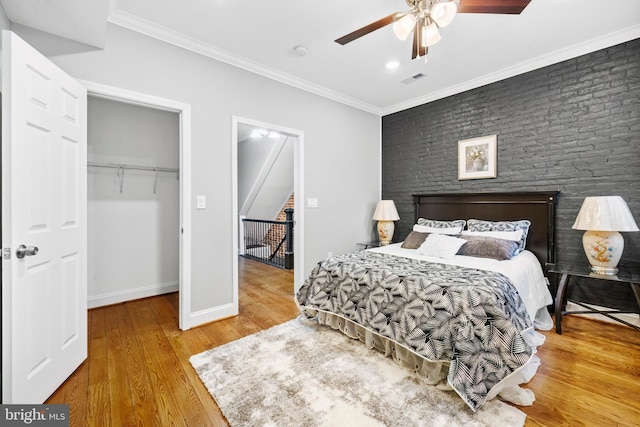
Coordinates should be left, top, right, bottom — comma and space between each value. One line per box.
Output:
186, 303, 238, 329
565, 301, 640, 328
88, 281, 179, 308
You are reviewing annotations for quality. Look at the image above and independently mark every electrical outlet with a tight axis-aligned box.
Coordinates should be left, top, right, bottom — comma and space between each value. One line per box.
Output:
327, 251, 333, 258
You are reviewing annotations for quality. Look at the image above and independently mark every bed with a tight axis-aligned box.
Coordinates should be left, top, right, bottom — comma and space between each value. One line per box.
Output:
296, 191, 558, 412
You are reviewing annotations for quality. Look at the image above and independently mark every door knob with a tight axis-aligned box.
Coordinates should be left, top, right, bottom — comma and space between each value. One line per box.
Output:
16, 245, 39, 259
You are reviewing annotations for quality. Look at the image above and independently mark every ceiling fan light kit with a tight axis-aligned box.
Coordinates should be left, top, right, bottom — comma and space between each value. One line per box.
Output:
421, 21, 442, 47
431, 1, 458, 27
336, 0, 532, 61
397, 0, 458, 56
392, 13, 417, 40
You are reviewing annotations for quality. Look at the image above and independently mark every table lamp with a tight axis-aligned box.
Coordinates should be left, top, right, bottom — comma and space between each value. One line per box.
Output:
373, 200, 400, 246
572, 196, 639, 275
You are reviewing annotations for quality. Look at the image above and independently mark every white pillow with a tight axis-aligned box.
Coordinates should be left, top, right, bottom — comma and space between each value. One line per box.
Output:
460, 229, 523, 242
413, 224, 463, 235
416, 234, 467, 259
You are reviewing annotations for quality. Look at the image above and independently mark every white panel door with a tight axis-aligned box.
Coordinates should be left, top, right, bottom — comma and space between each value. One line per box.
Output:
1, 30, 88, 404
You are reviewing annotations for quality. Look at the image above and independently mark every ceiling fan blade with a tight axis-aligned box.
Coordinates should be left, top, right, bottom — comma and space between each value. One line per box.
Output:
335, 14, 397, 45
411, 26, 427, 60
458, 0, 532, 14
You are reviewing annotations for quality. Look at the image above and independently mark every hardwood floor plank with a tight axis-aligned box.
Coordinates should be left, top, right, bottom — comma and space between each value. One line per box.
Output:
124, 300, 189, 426
45, 257, 640, 426
115, 302, 164, 427
126, 298, 214, 427
148, 294, 224, 426
87, 307, 112, 427
521, 316, 640, 426
63, 361, 90, 424
524, 376, 640, 426
104, 304, 137, 427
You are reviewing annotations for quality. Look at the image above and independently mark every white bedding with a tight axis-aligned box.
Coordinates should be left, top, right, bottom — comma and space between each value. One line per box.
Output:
368, 243, 554, 330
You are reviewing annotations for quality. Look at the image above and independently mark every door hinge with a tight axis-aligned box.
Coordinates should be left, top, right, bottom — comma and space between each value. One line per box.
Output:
3, 247, 11, 260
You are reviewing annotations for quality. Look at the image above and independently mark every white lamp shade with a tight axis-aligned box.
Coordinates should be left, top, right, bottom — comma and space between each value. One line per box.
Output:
572, 196, 639, 232
431, 1, 458, 28
392, 13, 416, 41
373, 200, 400, 221
421, 22, 441, 47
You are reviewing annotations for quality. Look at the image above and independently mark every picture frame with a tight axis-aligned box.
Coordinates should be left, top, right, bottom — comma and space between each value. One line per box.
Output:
457, 135, 497, 180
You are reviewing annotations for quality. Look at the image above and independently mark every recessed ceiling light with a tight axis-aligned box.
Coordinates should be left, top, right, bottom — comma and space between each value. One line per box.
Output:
386, 61, 400, 70
250, 129, 282, 139
250, 129, 268, 138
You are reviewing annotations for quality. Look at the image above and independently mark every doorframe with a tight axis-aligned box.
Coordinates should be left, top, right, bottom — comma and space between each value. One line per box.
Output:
80, 80, 193, 330
232, 116, 304, 305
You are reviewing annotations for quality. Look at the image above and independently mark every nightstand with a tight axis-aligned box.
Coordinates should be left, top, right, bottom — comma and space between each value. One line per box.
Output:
357, 241, 382, 250
356, 241, 396, 250
549, 265, 640, 334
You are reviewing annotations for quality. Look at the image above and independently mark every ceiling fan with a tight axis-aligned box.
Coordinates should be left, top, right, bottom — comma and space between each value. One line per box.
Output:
335, 0, 532, 60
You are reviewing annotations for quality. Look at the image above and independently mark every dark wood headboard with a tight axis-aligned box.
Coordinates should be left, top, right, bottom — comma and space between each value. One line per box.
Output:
412, 191, 559, 268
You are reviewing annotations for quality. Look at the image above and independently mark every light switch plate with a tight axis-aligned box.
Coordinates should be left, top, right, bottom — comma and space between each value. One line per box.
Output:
196, 195, 206, 209
307, 198, 318, 208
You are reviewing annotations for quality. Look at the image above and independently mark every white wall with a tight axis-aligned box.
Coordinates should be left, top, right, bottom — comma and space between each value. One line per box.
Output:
0, 6, 9, 31
16, 23, 381, 322
237, 134, 277, 216
239, 134, 294, 220
87, 96, 179, 307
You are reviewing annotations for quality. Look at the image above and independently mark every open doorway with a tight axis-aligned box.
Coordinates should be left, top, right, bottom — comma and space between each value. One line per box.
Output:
232, 117, 304, 308
82, 81, 193, 330
86, 96, 179, 309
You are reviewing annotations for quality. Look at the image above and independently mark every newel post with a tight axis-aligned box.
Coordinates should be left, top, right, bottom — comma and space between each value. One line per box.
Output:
284, 208, 294, 269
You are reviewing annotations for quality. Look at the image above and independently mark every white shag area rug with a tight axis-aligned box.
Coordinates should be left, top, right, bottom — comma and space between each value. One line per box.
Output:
190, 316, 526, 427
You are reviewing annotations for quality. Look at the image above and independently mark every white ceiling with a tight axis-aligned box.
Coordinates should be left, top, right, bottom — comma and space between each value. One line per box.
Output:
0, 0, 108, 48
2, 0, 640, 115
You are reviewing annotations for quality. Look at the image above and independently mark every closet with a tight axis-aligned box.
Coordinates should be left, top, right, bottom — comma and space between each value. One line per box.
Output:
87, 96, 180, 308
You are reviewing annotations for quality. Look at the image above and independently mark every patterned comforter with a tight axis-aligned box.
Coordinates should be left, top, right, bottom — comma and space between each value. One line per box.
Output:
296, 251, 535, 411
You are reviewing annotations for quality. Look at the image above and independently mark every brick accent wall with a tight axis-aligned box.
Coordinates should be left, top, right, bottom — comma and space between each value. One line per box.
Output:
275, 194, 295, 221
381, 38, 640, 311
264, 194, 294, 256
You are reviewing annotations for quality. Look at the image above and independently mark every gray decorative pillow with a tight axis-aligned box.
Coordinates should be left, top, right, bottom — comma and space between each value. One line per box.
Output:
417, 218, 466, 229
466, 219, 531, 253
457, 235, 520, 260
401, 231, 429, 249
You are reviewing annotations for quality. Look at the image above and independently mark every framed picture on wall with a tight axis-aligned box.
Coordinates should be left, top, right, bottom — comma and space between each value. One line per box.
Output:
458, 135, 497, 180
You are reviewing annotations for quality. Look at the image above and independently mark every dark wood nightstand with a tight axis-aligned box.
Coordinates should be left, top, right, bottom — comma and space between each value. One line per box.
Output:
549, 265, 640, 334
357, 241, 381, 250
357, 241, 395, 250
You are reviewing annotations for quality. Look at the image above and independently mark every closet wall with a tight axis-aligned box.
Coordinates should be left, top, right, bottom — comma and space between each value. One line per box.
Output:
87, 96, 180, 308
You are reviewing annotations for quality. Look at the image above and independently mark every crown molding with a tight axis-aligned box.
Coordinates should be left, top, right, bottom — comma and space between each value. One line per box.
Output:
108, 9, 383, 116
108, 10, 640, 117
382, 24, 640, 116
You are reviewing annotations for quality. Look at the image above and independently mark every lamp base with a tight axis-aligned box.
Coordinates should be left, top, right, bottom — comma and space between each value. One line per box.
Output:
377, 220, 395, 246
589, 265, 618, 276
582, 230, 623, 276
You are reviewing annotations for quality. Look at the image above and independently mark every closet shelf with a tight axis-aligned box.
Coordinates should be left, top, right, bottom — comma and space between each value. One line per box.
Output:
88, 161, 178, 174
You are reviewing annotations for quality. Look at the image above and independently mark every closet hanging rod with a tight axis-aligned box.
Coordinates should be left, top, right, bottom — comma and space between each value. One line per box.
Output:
87, 161, 179, 174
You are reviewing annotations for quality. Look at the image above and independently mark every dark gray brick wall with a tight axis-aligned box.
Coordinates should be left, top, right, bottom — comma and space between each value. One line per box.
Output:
382, 38, 640, 311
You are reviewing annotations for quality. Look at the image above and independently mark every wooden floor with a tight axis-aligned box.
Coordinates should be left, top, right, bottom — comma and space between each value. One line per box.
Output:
47, 257, 640, 426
